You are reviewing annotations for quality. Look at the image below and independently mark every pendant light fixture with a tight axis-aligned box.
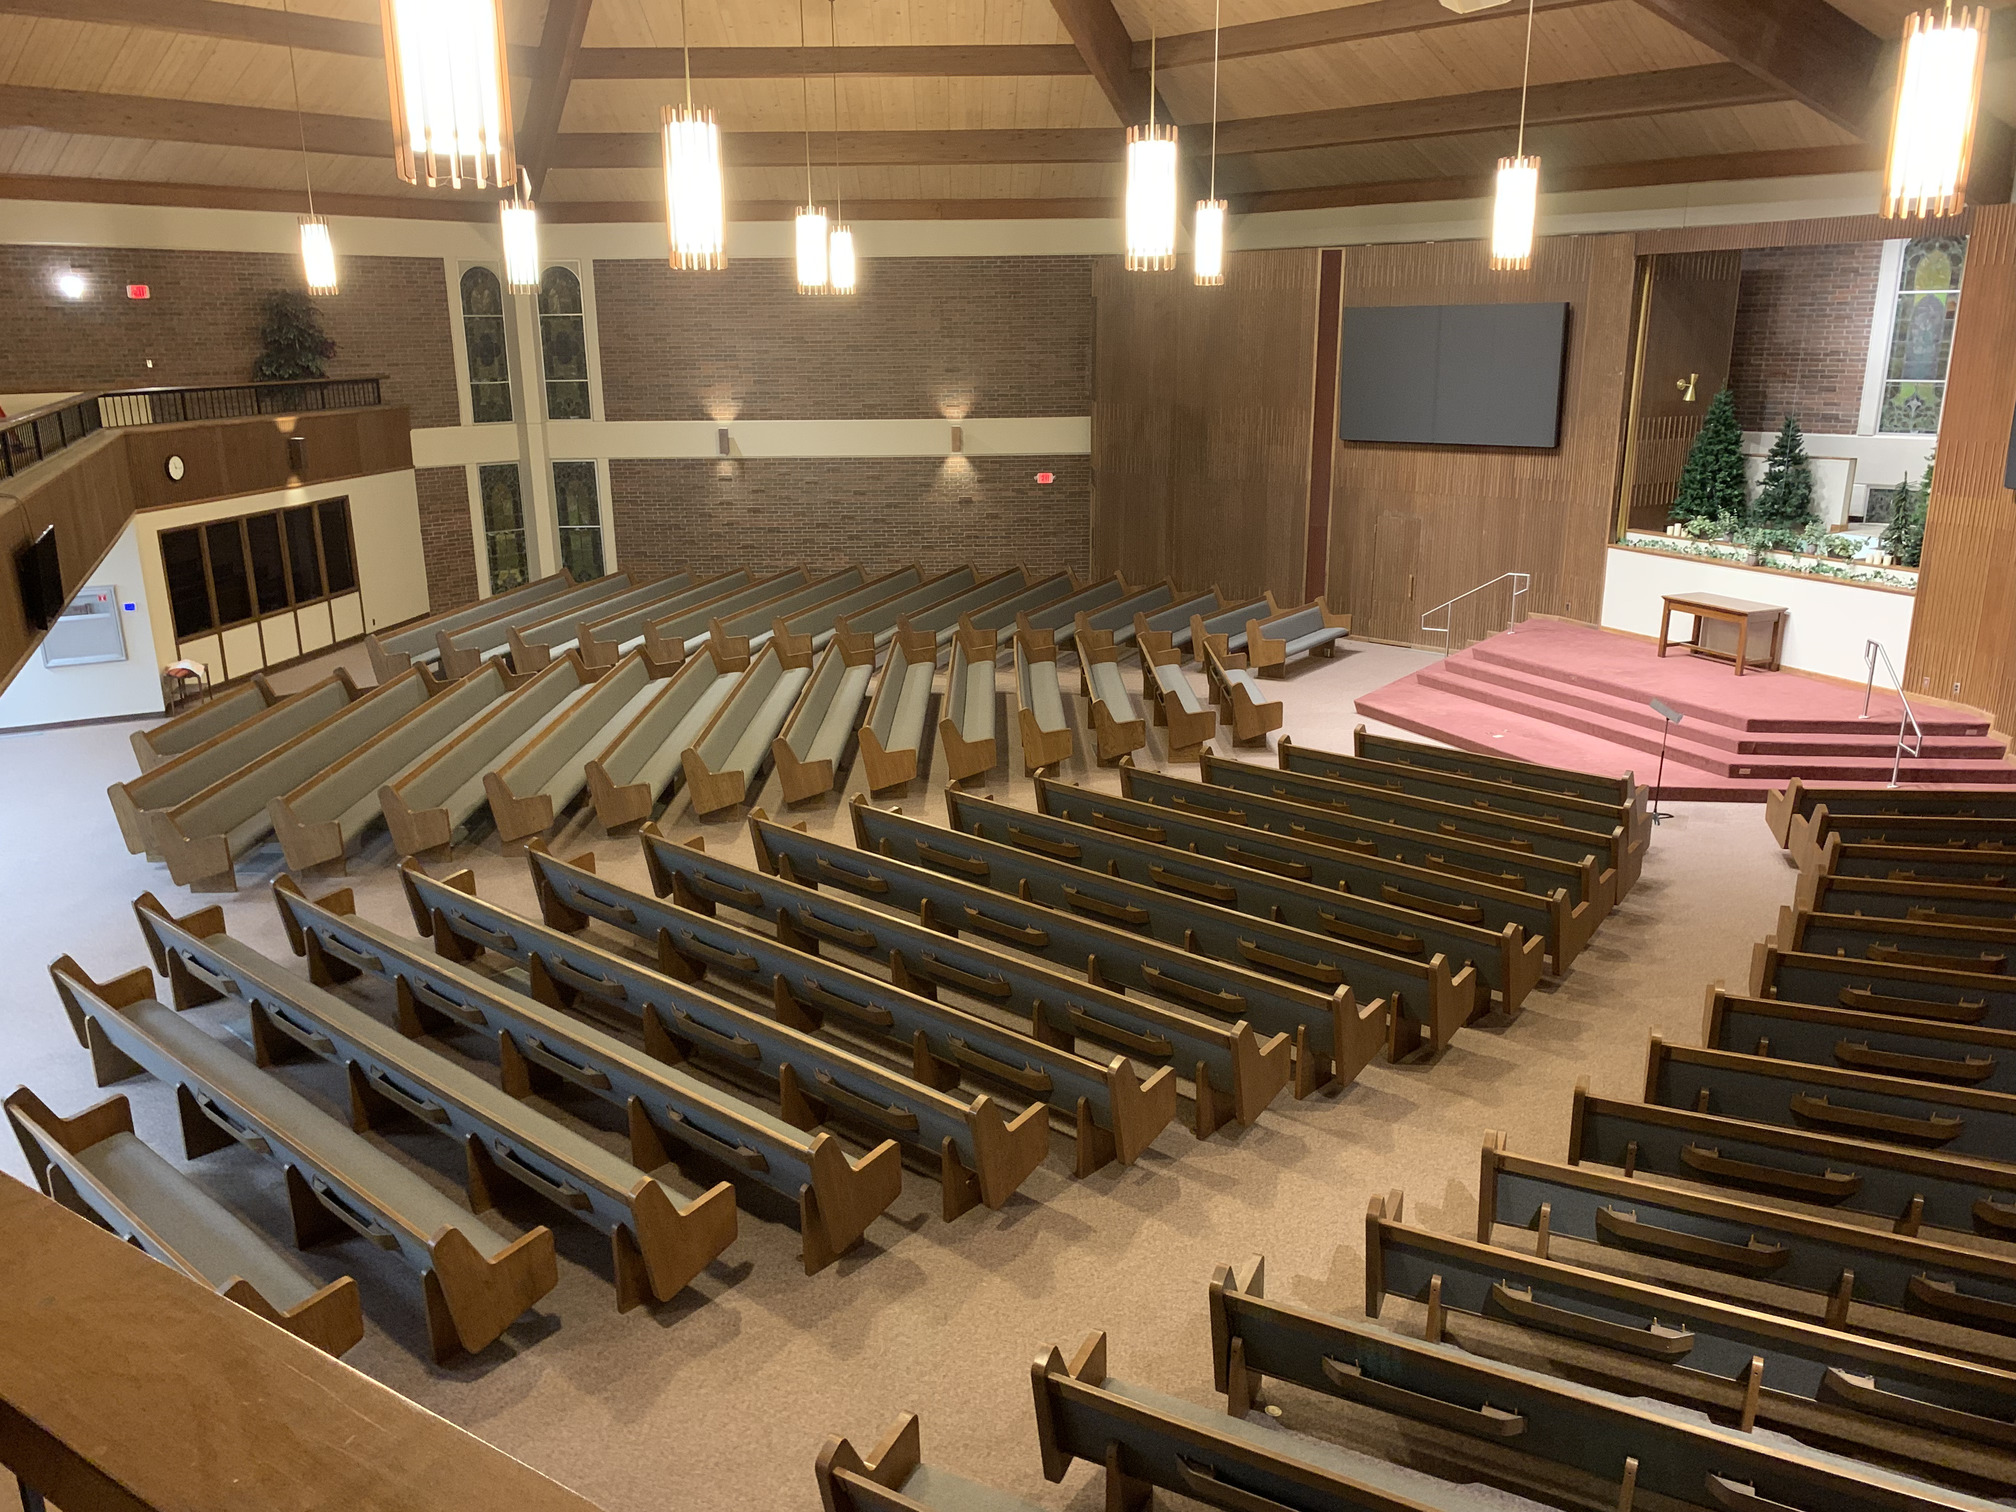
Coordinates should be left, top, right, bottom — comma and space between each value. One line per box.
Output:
1125, 30, 1178, 272
501, 169, 540, 294
1490, 0, 1540, 272
826, 0, 857, 294
1884, 4, 1989, 219
280, 0, 336, 295
662, 0, 727, 268
381, 0, 516, 189
795, 0, 830, 293
1194, 0, 1226, 285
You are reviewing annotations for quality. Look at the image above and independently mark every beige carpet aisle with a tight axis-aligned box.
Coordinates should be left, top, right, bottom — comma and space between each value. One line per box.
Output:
0, 638, 1801, 1511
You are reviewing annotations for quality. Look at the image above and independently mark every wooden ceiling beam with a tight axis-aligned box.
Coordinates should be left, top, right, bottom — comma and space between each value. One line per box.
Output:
1047, 0, 1152, 123
517, 0, 593, 197
0, 84, 392, 158
1626, 0, 1884, 135
1139, 0, 1606, 69
0, 172, 498, 221
573, 45, 1089, 79
553, 128, 1117, 170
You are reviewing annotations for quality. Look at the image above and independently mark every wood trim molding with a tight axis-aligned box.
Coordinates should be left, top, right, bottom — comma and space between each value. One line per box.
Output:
574, 45, 1091, 78
1140, 0, 1606, 68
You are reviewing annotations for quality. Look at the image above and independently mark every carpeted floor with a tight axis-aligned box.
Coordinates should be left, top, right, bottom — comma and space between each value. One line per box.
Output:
0, 635, 1840, 1510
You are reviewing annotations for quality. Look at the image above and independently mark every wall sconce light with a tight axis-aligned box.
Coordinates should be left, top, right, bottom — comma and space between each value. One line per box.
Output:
950, 425, 964, 455
717, 427, 731, 457
55, 271, 86, 300
1675, 373, 1698, 402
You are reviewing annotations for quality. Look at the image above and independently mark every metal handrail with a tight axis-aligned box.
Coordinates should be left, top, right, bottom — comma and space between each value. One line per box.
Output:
1860, 639, 1923, 788
1421, 572, 1530, 655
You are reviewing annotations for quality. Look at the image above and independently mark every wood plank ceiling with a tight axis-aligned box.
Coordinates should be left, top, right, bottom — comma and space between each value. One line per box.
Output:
0, 0, 2003, 222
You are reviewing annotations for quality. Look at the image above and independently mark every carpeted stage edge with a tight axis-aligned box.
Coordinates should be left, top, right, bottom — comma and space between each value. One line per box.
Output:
1354, 620, 2015, 802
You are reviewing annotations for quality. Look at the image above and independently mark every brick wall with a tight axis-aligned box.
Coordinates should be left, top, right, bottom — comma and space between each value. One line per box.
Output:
608, 457, 1091, 580
414, 465, 478, 611
594, 257, 1094, 421
0, 247, 458, 427
1729, 242, 1884, 434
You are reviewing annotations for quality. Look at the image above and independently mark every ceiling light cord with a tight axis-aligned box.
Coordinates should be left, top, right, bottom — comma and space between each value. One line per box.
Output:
1209, 0, 1220, 203
680, 0, 692, 110
800, 0, 814, 206
279, 0, 315, 216
831, 0, 843, 223
1515, 0, 1535, 160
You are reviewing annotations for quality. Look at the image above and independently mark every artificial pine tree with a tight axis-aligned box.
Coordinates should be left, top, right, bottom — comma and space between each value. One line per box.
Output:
1751, 415, 1816, 530
1669, 386, 1749, 527
251, 290, 336, 382
1881, 466, 1930, 567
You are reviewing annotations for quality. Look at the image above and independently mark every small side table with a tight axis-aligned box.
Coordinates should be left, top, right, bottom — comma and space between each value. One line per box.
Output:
1657, 594, 1786, 676
162, 660, 209, 712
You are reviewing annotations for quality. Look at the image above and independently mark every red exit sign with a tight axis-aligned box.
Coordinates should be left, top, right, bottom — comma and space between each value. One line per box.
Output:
126, 284, 150, 299
1034, 471, 1054, 485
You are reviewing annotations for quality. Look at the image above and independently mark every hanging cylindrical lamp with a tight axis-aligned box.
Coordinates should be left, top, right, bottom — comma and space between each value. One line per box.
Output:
1193, 0, 1226, 286
828, 224, 857, 293
796, 206, 831, 292
1884, 5, 1989, 219
299, 216, 338, 295
501, 171, 540, 294
1489, 0, 1540, 271
1126, 31, 1178, 273
662, 107, 727, 269
381, 0, 516, 190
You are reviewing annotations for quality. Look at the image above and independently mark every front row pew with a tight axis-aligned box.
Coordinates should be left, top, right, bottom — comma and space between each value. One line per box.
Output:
770, 626, 878, 805
856, 621, 939, 794
269, 879, 909, 1262
1013, 622, 1073, 774
133, 895, 738, 1303
48, 957, 557, 1362
1197, 624, 1283, 744
129, 670, 280, 772
1074, 615, 1145, 763
680, 631, 816, 817
5, 1086, 364, 1357
1136, 630, 1216, 759
1243, 598, 1350, 675
1131, 585, 1239, 656
585, 634, 748, 829
937, 617, 998, 782
1210, 1256, 1997, 1512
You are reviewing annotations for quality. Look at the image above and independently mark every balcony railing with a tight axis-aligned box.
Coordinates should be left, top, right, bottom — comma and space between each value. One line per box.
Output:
0, 376, 387, 480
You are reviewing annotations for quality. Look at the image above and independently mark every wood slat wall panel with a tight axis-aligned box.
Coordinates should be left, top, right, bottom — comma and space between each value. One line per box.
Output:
1325, 233, 1638, 645
1904, 201, 2016, 732
1089, 247, 1320, 604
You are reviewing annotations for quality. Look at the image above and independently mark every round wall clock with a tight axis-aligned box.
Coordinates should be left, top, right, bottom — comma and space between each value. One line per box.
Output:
165, 455, 186, 482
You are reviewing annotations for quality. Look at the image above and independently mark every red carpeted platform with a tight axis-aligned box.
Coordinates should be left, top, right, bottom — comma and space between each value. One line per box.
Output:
1355, 619, 2014, 801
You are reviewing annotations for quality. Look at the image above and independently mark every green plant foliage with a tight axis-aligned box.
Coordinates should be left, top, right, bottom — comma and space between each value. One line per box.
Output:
1751, 415, 1817, 528
1670, 387, 1749, 525
251, 290, 336, 382
1880, 469, 1929, 567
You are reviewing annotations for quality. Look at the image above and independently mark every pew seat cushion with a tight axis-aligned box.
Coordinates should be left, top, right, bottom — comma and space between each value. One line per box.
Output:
890, 660, 936, 744
806, 663, 875, 766
1027, 667, 1067, 734
1088, 661, 1130, 712
1153, 662, 1204, 714
896, 1465, 1050, 1512
1282, 625, 1348, 657
957, 660, 994, 733
724, 666, 813, 774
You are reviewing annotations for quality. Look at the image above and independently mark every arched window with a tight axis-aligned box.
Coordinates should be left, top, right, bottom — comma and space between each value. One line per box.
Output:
538, 266, 591, 419
1878, 236, 1966, 435
460, 266, 512, 423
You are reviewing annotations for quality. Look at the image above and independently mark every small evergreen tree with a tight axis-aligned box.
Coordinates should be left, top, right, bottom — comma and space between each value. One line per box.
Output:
1751, 415, 1816, 530
1670, 386, 1749, 527
252, 290, 335, 382
1881, 456, 1933, 568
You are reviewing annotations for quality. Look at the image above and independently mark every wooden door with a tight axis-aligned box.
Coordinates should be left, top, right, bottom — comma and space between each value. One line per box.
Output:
1618, 251, 1743, 533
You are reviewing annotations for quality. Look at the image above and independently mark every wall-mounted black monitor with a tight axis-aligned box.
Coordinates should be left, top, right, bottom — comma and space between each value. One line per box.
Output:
1338, 301, 1569, 449
16, 525, 62, 632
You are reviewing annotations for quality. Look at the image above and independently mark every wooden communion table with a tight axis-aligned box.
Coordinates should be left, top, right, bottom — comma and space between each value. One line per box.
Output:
1657, 592, 1786, 676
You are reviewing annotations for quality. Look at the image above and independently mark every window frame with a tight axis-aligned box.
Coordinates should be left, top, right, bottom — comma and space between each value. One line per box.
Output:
536, 262, 593, 421
458, 263, 514, 425
160, 498, 360, 640
477, 462, 531, 594
550, 457, 607, 580
1874, 235, 1966, 437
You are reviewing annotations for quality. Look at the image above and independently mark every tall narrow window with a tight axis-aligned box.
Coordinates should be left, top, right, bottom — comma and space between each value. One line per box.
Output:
161, 528, 213, 638
479, 463, 529, 591
1879, 236, 1966, 434
318, 499, 358, 594
552, 460, 604, 580
460, 266, 512, 423
157, 501, 359, 640
538, 266, 591, 419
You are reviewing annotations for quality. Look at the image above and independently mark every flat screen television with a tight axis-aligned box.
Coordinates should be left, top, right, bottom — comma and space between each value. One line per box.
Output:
1338, 301, 1569, 449
16, 525, 62, 631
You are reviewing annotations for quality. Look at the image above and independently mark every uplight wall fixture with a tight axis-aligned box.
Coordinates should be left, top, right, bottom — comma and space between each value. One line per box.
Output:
381, 0, 516, 190
281, 0, 336, 294
662, 0, 726, 269
1489, 0, 1540, 271
1883, 4, 1989, 219
501, 170, 540, 294
1125, 30, 1178, 273
1195, 0, 1226, 286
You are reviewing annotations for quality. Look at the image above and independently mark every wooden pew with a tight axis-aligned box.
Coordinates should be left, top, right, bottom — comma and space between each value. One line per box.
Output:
1751, 941, 2016, 1032
569, 568, 750, 669
1356, 723, 1641, 811
1365, 1189, 2016, 1452
1799, 870, 2016, 930
1211, 752, 1614, 914
1131, 584, 1239, 655
637, 568, 810, 665
529, 842, 1142, 1177
1012, 622, 1073, 774
839, 565, 979, 647
584, 634, 749, 829
770, 566, 922, 653
771, 626, 879, 804
146, 665, 451, 891
899, 568, 1029, 647
1184, 590, 1276, 659
650, 821, 1284, 1140
380, 652, 607, 857
1776, 904, 2011, 974
1085, 771, 1586, 973
1082, 578, 1178, 648
1197, 623, 1282, 744
1793, 808, 2016, 876
1243, 597, 1350, 676
1568, 1078, 2016, 1240
397, 863, 1038, 1227
1011, 572, 1130, 655
802, 803, 1387, 1093
49, 957, 556, 1361
894, 793, 1479, 1058
1480, 1131, 2016, 1347
435, 572, 636, 679
856, 621, 939, 794
363, 568, 573, 681
1020, 781, 1547, 1014
1642, 1035, 2016, 1161
1282, 736, 1644, 898
1805, 834, 2016, 887
269, 879, 927, 1259
505, 571, 691, 672
1074, 616, 1145, 763
1034, 1329, 1522, 1512
129, 672, 278, 772
948, 569, 1075, 636
4, 1087, 364, 1358
706, 567, 866, 658
1136, 630, 1217, 759
1209, 1254, 1995, 1512
936, 617, 998, 782
1706, 983, 2016, 1097
817, 1414, 1048, 1512
134, 895, 743, 1301
1769, 777, 2016, 850
267, 661, 528, 877
680, 633, 817, 817
111, 670, 362, 856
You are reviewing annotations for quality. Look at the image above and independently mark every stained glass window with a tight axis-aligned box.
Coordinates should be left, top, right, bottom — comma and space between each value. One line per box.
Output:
553, 460, 605, 580
538, 266, 591, 420
479, 463, 528, 591
1879, 237, 1965, 434
460, 266, 512, 423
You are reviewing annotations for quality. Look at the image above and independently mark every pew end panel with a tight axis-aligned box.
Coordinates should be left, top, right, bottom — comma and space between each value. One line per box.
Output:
816, 1414, 1054, 1512
1766, 778, 1807, 850
1206, 1256, 1268, 1411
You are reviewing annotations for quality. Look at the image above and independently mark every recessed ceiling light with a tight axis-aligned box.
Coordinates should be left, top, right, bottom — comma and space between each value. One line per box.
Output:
55, 271, 86, 299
